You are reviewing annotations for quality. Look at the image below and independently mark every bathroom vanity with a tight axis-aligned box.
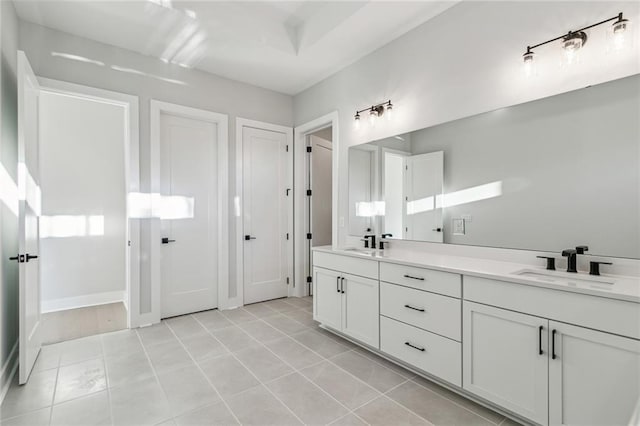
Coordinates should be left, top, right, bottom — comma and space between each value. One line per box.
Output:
311, 246, 640, 426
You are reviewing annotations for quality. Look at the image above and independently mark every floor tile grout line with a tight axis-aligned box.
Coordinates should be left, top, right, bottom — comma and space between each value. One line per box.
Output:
132, 326, 181, 425
100, 335, 116, 426
408, 376, 505, 425
164, 316, 245, 426
193, 314, 390, 423
188, 315, 307, 425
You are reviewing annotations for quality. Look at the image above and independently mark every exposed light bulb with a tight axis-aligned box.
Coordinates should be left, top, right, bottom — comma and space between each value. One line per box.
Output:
369, 107, 377, 125
386, 102, 393, 121
561, 32, 586, 66
523, 48, 535, 77
610, 17, 630, 51
354, 112, 361, 129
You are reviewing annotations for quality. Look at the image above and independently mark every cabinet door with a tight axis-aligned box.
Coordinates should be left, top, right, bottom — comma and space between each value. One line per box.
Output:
342, 272, 379, 348
313, 267, 342, 331
549, 321, 640, 426
463, 302, 548, 425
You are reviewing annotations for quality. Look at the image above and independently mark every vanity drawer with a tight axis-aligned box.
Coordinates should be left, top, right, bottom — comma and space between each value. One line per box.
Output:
380, 282, 461, 341
464, 276, 640, 340
313, 251, 378, 280
381, 316, 461, 386
380, 262, 461, 298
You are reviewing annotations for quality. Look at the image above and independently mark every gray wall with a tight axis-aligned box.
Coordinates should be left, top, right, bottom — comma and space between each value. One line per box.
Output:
293, 1, 640, 249
0, 0, 19, 392
410, 75, 640, 258
19, 21, 294, 309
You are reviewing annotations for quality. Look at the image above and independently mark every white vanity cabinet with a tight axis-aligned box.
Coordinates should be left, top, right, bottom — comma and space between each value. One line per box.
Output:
312, 252, 380, 348
548, 321, 640, 426
463, 301, 549, 424
312, 248, 640, 426
464, 276, 640, 426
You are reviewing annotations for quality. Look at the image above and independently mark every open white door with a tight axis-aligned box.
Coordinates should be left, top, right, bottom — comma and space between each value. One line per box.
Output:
17, 51, 42, 384
405, 151, 444, 242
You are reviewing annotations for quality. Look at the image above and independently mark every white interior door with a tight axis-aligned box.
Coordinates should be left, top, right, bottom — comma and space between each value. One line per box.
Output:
310, 135, 332, 247
405, 151, 444, 242
242, 126, 290, 304
160, 113, 218, 318
17, 52, 42, 384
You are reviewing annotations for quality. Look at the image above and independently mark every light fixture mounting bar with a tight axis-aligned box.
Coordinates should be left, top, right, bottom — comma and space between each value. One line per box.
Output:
355, 100, 392, 115
526, 12, 625, 51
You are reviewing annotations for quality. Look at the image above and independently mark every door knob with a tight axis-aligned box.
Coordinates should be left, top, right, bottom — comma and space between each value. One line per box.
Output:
9, 255, 25, 263
244, 235, 256, 241
161, 237, 176, 244
25, 254, 38, 262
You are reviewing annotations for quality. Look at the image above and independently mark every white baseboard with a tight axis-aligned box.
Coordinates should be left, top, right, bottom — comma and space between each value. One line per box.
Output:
42, 290, 126, 313
0, 341, 19, 406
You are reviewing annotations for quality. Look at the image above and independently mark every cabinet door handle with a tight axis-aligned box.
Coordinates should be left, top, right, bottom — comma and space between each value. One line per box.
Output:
551, 329, 557, 360
340, 277, 345, 294
404, 304, 425, 312
336, 276, 340, 293
538, 325, 544, 355
404, 342, 425, 352
403, 274, 425, 281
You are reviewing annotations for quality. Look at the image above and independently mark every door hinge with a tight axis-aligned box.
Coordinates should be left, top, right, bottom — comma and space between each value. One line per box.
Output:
286, 277, 290, 285
286, 144, 289, 152
306, 233, 312, 240
286, 233, 289, 240
306, 276, 312, 283
306, 146, 312, 153
286, 188, 291, 196
306, 189, 312, 196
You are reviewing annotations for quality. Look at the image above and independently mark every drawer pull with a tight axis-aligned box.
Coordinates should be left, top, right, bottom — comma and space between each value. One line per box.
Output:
552, 329, 557, 360
404, 304, 425, 312
336, 276, 340, 293
404, 341, 426, 352
403, 274, 425, 281
538, 325, 544, 355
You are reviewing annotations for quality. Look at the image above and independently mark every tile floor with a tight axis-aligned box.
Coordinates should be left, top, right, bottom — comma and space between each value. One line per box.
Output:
0, 297, 521, 426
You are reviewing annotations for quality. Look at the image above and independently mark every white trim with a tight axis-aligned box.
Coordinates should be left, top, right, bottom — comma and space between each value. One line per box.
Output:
235, 118, 294, 306
0, 342, 19, 406
293, 112, 339, 297
41, 291, 126, 313
36, 78, 140, 328
150, 100, 229, 317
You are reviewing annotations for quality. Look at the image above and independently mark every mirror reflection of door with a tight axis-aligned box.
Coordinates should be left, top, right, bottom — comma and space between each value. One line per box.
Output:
404, 151, 444, 243
348, 146, 376, 236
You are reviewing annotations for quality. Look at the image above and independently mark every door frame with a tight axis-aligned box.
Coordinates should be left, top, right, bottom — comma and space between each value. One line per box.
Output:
293, 112, 339, 297
235, 118, 293, 307
150, 100, 229, 317
37, 77, 140, 328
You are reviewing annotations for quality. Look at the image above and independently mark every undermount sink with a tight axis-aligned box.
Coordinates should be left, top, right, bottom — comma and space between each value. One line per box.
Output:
343, 247, 377, 255
513, 268, 616, 287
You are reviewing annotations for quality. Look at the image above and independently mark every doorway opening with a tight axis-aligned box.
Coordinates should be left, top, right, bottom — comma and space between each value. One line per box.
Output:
36, 81, 137, 345
306, 127, 334, 295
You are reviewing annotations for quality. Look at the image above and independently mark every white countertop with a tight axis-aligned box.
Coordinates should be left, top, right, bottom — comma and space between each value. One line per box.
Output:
312, 246, 640, 303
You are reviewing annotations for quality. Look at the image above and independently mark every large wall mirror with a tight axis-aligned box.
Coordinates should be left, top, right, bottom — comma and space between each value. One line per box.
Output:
348, 74, 640, 259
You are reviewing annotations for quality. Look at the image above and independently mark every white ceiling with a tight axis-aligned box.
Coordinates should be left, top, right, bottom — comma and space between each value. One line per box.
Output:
14, 0, 458, 95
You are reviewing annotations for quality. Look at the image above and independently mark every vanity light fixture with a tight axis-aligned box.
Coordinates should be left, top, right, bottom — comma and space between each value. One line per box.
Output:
523, 12, 630, 74
354, 100, 393, 127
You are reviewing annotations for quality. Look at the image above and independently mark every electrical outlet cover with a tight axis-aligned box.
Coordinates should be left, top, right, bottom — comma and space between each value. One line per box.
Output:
453, 218, 465, 235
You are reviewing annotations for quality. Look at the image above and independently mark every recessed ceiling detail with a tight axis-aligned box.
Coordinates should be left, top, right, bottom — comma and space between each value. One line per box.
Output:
14, 0, 459, 94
